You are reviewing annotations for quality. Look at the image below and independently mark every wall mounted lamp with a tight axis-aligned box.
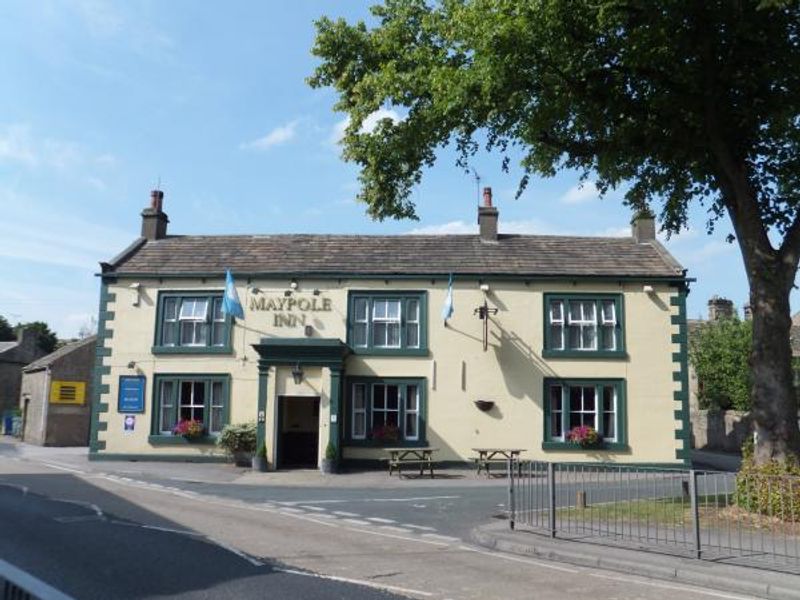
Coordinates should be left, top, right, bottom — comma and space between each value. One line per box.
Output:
129, 282, 141, 306
479, 283, 490, 293
643, 284, 655, 294
290, 280, 298, 290
291, 363, 304, 385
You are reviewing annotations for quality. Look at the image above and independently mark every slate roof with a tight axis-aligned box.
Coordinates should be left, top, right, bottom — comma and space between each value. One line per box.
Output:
23, 335, 97, 373
0, 341, 17, 355
103, 234, 685, 279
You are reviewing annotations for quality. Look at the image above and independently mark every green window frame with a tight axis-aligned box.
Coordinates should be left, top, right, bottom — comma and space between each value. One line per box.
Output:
345, 377, 426, 446
543, 293, 626, 358
153, 291, 233, 354
347, 291, 428, 356
149, 374, 231, 445
542, 378, 628, 451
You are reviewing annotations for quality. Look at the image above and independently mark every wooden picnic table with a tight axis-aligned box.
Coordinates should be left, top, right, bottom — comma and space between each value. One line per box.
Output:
471, 448, 527, 476
385, 447, 439, 478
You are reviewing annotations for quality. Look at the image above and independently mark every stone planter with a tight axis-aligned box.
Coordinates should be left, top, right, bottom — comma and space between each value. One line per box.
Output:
320, 459, 337, 474
232, 451, 252, 467
252, 455, 268, 472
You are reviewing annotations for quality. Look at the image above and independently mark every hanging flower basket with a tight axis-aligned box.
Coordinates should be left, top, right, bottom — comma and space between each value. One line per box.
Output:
567, 425, 601, 448
173, 419, 205, 440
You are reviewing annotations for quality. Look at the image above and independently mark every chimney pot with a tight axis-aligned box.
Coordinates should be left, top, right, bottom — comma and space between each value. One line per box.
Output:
477, 187, 498, 243
150, 189, 164, 212
708, 296, 735, 321
483, 187, 493, 207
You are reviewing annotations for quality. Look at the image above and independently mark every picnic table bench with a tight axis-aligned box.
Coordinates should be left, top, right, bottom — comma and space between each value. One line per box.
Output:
385, 447, 439, 478
471, 448, 526, 476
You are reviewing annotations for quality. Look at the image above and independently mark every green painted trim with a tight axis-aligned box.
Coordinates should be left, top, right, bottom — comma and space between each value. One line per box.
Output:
346, 291, 428, 356
256, 370, 268, 457
148, 435, 217, 446
150, 374, 231, 437
344, 377, 427, 446
672, 286, 691, 465
329, 368, 342, 458
542, 378, 628, 448
89, 282, 114, 454
104, 271, 689, 284
541, 441, 630, 452
152, 290, 232, 354
253, 338, 349, 368
88, 453, 229, 463
542, 293, 626, 357
151, 346, 233, 355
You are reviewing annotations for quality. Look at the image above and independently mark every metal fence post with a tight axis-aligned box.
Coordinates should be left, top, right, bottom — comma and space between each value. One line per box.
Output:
548, 462, 557, 538
689, 469, 702, 559
507, 457, 516, 530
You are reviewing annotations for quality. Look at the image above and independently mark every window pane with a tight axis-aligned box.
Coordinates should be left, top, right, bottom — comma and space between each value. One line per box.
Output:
353, 323, 367, 347
569, 387, 582, 412
159, 381, 174, 433
386, 412, 398, 427
210, 381, 224, 432
354, 298, 368, 321
164, 298, 178, 320
550, 385, 562, 439
550, 300, 563, 322
406, 324, 419, 347
406, 385, 418, 411
567, 325, 581, 349
601, 300, 615, 323
583, 387, 596, 412
212, 298, 223, 321
549, 324, 564, 350
353, 384, 366, 410
603, 386, 616, 440
373, 300, 388, 319
582, 325, 597, 349
405, 413, 417, 439
354, 412, 365, 437
162, 322, 177, 346
212, 323, 226, 346
601, 325, 616, 350
372, 385, 385, 409
386, 300, 400, 319
386, 323, 400, 347
373, 322, 387, 346
407, 299, 419, 321
386, 385, 399, 410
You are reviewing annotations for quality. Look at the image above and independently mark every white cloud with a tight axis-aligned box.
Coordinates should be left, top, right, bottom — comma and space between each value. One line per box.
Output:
241, 120, 299, 150
0, 124, 115, 175
73, 0, 124, 37
329, 108, 402, 145
561, 181, 601, 204
0, 125, 38, 166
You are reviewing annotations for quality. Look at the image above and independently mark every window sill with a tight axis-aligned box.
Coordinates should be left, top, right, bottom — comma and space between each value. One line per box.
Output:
348, 348, 429, 357
345, 439, 428, 448
541, 441, 629, 452
148, 435, 218, 446
151, 346, 233, 355
541, 350, 628, 360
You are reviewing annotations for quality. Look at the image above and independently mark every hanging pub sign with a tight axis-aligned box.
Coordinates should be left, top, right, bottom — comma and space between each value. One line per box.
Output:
118, 376, 146, 414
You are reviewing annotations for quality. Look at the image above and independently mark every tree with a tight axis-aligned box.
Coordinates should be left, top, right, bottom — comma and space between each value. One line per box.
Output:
0, 316, 15, 342
689, 318, 752, 412
19, 321, 58, 354
309, 0, 800, 463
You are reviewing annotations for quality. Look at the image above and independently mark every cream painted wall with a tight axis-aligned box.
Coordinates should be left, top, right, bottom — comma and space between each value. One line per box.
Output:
97, 276, 683, 465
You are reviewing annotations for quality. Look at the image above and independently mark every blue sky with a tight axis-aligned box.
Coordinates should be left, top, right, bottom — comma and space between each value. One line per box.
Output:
0, 1, 767, 337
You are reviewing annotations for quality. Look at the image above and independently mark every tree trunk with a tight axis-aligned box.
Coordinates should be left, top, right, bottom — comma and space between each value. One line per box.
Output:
748, 268, 800, 464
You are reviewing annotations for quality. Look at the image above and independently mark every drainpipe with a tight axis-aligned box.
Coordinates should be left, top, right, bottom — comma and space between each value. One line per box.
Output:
41, 367, 51, 445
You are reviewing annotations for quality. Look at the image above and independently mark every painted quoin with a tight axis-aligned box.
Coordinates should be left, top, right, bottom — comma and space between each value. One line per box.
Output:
89, 188, 691, 468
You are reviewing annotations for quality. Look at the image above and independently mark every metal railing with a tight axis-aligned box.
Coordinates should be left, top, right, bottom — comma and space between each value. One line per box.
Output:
1, 560, 74, 600
507, 460, 800, 573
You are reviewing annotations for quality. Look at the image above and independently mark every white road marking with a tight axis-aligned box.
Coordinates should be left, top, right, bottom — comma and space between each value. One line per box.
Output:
332, 510, 360, 517
279, 507, 305, 514
366, 517, 395, 523
342, 518, 372, 526
421, 533, 460, 543
0, 482, 30, 495
587, 572, 759, 600
277, 567, 433, 597
278, 494, 460, 505
299, 505, 325, 511
402, 524, 437, 531
378, 525, 414, 534
39, 462, 85, 474
457, 545, 579, 573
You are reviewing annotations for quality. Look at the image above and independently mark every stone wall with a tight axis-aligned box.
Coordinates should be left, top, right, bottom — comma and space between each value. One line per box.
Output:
690, 410, 752, 453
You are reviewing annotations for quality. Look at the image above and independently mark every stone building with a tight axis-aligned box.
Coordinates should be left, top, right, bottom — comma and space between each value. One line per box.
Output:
0, 328, 47, 418
19, 335, 96, 446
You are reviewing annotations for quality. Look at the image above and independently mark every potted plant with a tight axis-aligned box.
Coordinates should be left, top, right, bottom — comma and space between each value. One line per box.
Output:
320, 441, 337, 474
173, 419, 204, 441
216, 422, 257, 466
567, 425, 602, 448
252, 442, 268, 472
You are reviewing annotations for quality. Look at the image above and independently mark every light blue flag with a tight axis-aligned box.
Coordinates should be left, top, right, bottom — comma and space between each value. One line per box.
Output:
222, 269, 245, 319
441, 273, 454, 323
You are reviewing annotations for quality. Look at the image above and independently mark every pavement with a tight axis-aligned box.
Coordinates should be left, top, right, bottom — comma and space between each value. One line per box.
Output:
2, 437, 795, 600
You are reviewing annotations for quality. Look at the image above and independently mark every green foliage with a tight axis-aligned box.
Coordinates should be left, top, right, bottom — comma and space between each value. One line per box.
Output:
256, 442, 267, 459
324, 441, 337, 461
19, 321, 58, 354
0, 316, 14, 342
216, 422, 257, 455
735, 452, 800, 522
689, 318, 752, 411
309, 1, 800, 233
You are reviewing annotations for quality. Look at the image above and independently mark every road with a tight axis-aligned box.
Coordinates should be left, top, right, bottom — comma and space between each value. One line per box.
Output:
0, 441, 761, 600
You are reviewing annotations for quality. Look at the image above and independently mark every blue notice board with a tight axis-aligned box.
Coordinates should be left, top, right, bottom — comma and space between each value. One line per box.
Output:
118, 376, 146, 414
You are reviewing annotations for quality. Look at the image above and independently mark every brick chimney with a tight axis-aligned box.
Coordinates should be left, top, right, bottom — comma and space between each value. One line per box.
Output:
708, 295, 734, 321
141, 189, 169, 241
631, 208, 656, 243
478, 187, 498, 243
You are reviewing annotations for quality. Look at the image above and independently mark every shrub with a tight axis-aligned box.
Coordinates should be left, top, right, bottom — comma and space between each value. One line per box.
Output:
217, 422, 257, 455
324, 442, 336, 461
256, 442, 267, 459
735, 444, 800, 522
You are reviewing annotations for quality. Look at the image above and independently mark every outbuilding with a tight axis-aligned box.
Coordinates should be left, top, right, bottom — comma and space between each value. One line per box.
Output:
20, 335, 96, 446
89, 190, 691, 469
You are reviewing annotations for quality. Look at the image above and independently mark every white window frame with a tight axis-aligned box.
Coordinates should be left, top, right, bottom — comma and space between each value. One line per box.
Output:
351, 383, 367, 440
372, 299, 402, 349
567, 300, 598, 351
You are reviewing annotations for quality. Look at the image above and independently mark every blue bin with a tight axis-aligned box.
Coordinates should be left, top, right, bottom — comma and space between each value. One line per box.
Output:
3, 415, 13, 435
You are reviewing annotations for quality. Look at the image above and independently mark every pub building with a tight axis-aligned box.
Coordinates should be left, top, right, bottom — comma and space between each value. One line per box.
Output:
90, 189, 691, 469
